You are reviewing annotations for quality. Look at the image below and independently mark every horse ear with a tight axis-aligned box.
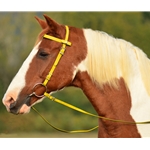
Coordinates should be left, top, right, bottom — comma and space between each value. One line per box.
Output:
43, 14, 60, 32
35, 16, 47, 29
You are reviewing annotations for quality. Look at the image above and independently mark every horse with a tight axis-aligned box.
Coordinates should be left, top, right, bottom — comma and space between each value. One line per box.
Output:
2, 14, 150, 138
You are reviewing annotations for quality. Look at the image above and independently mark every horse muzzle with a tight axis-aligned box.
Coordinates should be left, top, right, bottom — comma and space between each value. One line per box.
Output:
9, 96, 31, 115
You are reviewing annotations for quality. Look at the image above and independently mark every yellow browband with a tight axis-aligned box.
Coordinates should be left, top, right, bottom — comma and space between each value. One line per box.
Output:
43, 34, 71, 46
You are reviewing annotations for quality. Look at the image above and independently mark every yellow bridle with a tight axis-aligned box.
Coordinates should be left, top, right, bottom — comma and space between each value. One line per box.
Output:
42, 25, 71, 87
31, 25, 150, 134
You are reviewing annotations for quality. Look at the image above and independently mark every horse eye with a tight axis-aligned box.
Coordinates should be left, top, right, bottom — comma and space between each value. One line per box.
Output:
38, 51, 49, 58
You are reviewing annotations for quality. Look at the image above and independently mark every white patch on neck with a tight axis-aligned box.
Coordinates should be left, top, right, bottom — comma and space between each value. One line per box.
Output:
77, 61, 87, 72
72, 58, 88, 81
2, 42, 41, 103
128, 62, 150, 137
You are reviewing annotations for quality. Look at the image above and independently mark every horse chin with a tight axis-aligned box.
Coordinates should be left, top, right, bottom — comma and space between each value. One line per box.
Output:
19, 104, 31, 114
18, 96, 44, 114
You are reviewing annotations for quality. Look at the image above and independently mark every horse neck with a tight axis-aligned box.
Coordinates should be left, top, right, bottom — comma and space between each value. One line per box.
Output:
71, 71, 141, 137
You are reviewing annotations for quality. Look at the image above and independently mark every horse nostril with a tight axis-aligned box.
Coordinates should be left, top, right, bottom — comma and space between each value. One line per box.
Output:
9, 97, 14, 104
10, 100, 17, 109
4, 97, 16, 109
3, 96, 19, 114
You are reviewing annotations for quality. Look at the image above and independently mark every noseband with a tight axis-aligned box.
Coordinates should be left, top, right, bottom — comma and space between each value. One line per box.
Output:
30, 25, 71, 98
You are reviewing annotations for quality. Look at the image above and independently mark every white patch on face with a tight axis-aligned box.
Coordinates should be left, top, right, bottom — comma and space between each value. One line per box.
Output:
2, 42, 41, 105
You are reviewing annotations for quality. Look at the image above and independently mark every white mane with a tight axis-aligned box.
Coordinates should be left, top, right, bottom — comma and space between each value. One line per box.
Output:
83, 29, 150, 95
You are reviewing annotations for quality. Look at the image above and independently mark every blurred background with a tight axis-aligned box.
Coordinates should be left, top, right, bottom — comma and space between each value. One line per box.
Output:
0, 12, 150, 137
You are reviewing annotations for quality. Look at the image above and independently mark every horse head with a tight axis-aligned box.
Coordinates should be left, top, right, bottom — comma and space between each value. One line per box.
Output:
2, 15, 87, 114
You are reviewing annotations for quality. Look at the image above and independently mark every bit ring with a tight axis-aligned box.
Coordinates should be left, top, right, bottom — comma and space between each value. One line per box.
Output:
30, 83, 47, 98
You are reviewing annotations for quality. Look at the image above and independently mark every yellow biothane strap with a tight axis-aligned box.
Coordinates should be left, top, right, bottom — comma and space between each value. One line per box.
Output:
42, 48, 65, 86
43, 25, 71, 46
43, 92, 150, 125
43, 34, 71, 46
32, 106, 98, 133
32, 92, 150, 134
42, 26, 71, 86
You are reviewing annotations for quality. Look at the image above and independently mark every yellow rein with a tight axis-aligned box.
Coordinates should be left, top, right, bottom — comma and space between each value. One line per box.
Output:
32, 93, 150, 133
31, 25, 150, 134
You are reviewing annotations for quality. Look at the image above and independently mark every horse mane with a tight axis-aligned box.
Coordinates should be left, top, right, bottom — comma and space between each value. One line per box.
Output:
83, 29, 150, 95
